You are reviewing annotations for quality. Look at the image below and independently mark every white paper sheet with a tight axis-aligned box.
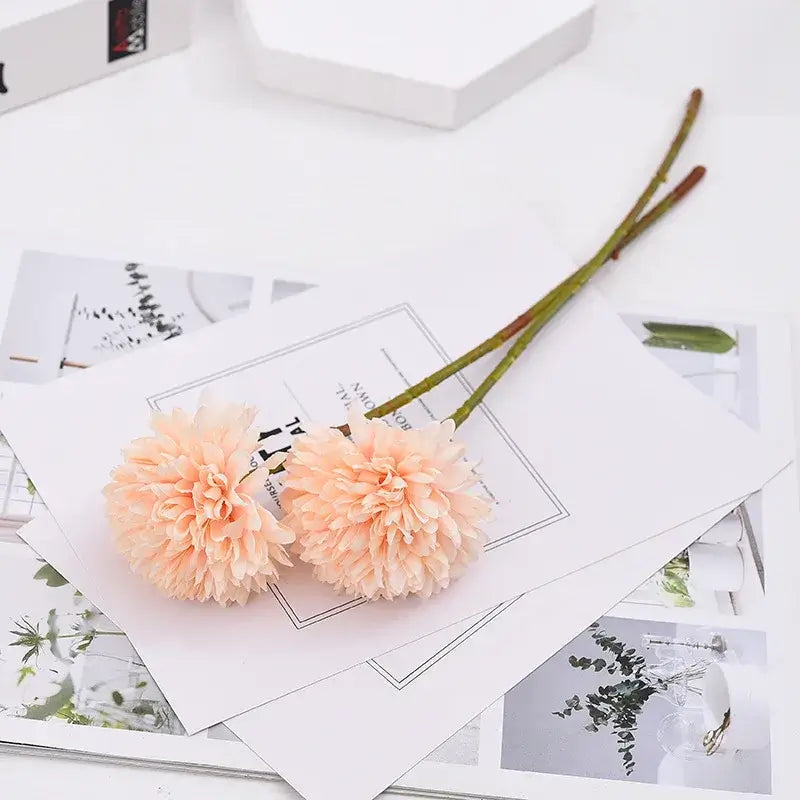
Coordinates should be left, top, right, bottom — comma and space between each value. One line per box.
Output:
14, 505, 735, 795
12, 308, 795, 800
0, 217, 788, 734
226, 312, 795, 800
400, 326, 798, 800
18, 473, 791, 800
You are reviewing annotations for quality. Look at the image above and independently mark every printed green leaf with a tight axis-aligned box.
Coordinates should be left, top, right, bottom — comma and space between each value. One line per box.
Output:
33, 564, 69, 588
16, 666, 36, 686
23, 676, 76, 721
45, 609, 65, 661
642, 322, 737, 354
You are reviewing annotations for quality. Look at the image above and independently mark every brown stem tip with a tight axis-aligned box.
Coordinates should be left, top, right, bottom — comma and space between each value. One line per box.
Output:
674, 165, 706, 199
611, 165, 707, 260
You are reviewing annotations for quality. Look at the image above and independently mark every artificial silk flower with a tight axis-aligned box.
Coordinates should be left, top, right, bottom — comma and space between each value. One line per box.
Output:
278, 90, 706, 601
104, 401, 294, 606
104, 90, 705, 605
281, 407, 491, 600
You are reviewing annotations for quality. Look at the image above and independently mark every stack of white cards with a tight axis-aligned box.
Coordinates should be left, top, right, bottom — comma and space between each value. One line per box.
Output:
235, 0, 596, 128
0, 214, 795, 800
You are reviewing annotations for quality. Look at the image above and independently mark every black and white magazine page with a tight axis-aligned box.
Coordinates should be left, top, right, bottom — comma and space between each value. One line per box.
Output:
0, 237, 258, 530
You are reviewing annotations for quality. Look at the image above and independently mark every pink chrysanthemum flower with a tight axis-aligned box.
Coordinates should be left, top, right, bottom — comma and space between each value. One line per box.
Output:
282, 409, 491, 600
104, 401, 294, 606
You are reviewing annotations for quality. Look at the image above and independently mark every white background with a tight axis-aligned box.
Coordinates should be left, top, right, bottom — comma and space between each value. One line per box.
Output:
2, 0, 799, 798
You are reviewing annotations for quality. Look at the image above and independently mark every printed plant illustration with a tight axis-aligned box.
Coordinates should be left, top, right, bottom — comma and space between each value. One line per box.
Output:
641, 322, 737, 354
657, 552, 694, 608
1, 560, 182, 734
76, 263, 185, 354
553, 622, 707, 776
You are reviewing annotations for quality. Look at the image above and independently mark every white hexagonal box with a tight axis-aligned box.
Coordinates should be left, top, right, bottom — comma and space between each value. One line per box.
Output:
236, 0, 595, 128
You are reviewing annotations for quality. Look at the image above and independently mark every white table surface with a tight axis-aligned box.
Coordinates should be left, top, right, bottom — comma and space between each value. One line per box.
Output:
2, 0, 799, 797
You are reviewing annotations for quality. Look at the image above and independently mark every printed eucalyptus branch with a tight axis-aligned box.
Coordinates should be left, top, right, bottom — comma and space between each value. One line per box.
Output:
554, 621, 712, 775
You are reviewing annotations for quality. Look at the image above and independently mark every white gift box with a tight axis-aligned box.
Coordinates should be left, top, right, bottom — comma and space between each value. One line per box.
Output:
236, 0, 596, 129
0, 0, 193, 115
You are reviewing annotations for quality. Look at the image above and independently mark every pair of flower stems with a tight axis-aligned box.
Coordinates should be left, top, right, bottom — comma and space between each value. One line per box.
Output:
272, 88, 705, 468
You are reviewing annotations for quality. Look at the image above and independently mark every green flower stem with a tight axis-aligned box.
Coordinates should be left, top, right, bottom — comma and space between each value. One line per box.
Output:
611, 165, 706, 259
449, 88, 704, 428
55, 632, 125, 639
257, 159, 704, 481
447, 273, 590, 427
354, 164, 705, 436
258, 90, 704, 475
320, 163, 705, 447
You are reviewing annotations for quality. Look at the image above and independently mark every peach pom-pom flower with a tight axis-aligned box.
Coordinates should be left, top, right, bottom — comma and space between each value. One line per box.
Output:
282, 408, 491, 600
104, 401, 295, 606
